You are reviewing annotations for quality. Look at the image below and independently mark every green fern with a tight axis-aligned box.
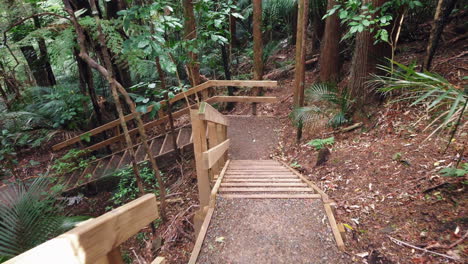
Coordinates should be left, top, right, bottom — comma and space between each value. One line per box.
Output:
373, 60, 467, 138
290, 83, 353, 129
0, 178, 88, 259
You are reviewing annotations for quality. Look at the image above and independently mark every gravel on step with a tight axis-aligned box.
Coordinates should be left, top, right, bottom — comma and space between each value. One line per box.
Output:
196, 197, 352, 264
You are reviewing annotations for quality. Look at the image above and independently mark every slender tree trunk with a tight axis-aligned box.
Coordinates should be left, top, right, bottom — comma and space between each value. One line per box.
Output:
33, 17, 56, 86
311, 7, 325, 54
182, 0, 202, 89
252, 0, 263, 115
348, 0, 391, 112
65, 0, 167, 219
229, 2, 239, 49
155, 57, 180, 159
294, 0, 309, 142
20, 46, 56, 87
0, 82, 9, 110
221, 44, 236, 111
319, 0, 342, 83
423, 0, 458, 71
74, 47, 104, 125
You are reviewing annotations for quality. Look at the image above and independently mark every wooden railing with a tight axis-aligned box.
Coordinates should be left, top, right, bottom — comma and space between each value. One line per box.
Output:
5, 194, 165, 264
190, 102, 230, 235
53, 80, 277, 152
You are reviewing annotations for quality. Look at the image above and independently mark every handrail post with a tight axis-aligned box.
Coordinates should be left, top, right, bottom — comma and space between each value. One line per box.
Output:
190, 107, 211, 236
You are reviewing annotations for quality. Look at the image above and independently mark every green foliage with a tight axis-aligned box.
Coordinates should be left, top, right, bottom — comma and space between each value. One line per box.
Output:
307, 137, 335, 150
109, 165, 164, 208
0, 177, 88, 259
15, 85, 89, 130
324, 0, 423, 43
439, 163, 468, 178
51, 149, 95, 176
374, 61, 467, 137
290, 83, 352, 129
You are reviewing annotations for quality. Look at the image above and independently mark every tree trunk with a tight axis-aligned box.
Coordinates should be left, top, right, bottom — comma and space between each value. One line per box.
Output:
423, 0, 458, 71
293, 0, 309, 107
311, 6, 326, 54
319, 0, 342, 83
20, 45, 55, 87
229, 2, 239, 49
252, 0, 263, 115
221, 44, 236, 111
348, 0, 391, 112
65, 0, 167, 219
155, 57, 180, 159
74, 47, 104, 125
293, 0, 309, 142
182, 0, 202, 89
33, 16, 56, 86
0, 82, 9, 110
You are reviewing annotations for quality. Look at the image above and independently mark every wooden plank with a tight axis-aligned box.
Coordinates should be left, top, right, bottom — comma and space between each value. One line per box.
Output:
198, 102, 229, 126
53, 81, 276, 151
207, 122, 220, 176
219, 187, 314, 192
209, 96, 278, 103
6, 194, 159, 264
227, 169, 290, 172
223, 178, 302, 182
188, 207, 215, 264
191, 109, 210, 207
202, 139, 230, 169
221, 182, 308, 187
151, 257, 166, 264
280, 161, 330, 202
216, 124, 226, 164
324, 203, 345, 251
209, 160, 230, 208
209, 80, 277, 88
224, 175, 297, 179
84, 107, 191, 152
220, 194, 322, 199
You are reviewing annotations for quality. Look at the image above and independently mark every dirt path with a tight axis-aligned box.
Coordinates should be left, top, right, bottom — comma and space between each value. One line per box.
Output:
194, 160, 351, 263
226, 115, 280, 160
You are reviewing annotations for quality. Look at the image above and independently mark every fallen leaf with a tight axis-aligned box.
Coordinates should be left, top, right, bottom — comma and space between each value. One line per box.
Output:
215, 236, 225, 243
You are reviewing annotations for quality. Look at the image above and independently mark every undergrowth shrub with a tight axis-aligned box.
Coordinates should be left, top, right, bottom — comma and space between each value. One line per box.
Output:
108, 164, 164, 209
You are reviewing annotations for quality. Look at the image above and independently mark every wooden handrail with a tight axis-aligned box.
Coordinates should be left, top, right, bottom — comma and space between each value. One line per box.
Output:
202, 139, 230, 169
53, 80, 277, 151
198, 102, 229, 126
6, 194, 159, 264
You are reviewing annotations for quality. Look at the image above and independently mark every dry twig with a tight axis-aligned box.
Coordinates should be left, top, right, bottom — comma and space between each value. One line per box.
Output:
388, 236, 460, 261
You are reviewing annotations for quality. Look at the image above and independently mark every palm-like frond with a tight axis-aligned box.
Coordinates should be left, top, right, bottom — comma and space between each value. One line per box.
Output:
0, 178, 87, 259
291, 83, 352, 129
372, 61, 467, 137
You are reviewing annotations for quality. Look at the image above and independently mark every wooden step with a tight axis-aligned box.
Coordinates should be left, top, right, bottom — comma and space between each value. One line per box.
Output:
226, 171, 293, 175
91, 159, 108, 178
177, 127, 192, 146
223, 178, 302, 182
159, 133, 171, 155
220, 194, 322, 199
134, 145, 147, 163
102, 154, 122, 176
117, 150, 131, 169
150, 137, 165, 157
72, 162, 98, 188
224, 175, 296, 178
219, 187, 314, 192
221, 183, 307, 187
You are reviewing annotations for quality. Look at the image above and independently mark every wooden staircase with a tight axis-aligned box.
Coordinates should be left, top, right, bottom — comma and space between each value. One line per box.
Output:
62, 126, 193, 192
218, 160, 320, 199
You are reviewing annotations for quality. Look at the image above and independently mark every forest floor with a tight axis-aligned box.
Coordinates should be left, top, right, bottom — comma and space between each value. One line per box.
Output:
4, 23, 467, 264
